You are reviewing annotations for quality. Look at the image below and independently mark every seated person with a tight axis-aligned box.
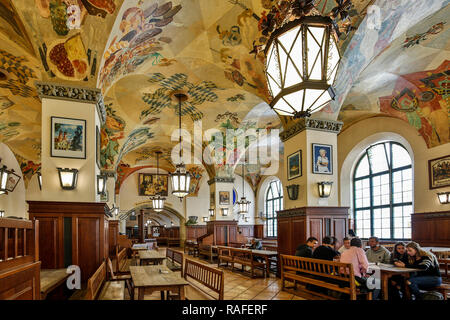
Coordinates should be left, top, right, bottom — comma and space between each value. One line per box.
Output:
397, 242, 442, 300
249, 238, 263, 250
295, 237, 318, 258
388, 242, 408, 300
313, 236, 340, 261
340, 238, 372, 294
338, 237, 351, 254
366, 236, 391, 264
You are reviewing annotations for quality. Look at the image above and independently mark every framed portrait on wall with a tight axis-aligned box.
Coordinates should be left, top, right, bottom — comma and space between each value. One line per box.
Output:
51, 116, 86, 159
138, 173, 168, 196
219, 191, 230, 205
287, 150, 302, 180
312, 143, 333, 174
428, 155, 450, 189
96, 126, 101, 169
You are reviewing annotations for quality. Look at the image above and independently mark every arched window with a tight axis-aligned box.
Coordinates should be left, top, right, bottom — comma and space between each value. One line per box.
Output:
265, 179, 283, 237
353, 142, 412, 239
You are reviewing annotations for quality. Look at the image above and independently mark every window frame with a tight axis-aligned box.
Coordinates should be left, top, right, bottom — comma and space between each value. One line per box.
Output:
265, 179, 283, 238
353, 141, 413, 240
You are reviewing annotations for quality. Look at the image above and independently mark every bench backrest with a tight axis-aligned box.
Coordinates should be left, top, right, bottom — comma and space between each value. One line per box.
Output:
116, 248, 127, 271
173, 250, 183, 266
217, 246, 231, 257
280, 254, 356, 298
85, 261, 106, 300
166, 248, 174, 260
231, 247, 253, 261
184, 258, 224, 300
199, 244, 211, 251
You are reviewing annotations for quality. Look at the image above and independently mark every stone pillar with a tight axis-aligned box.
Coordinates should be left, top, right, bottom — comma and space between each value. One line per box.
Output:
280, 118, 343, 209
207, 177, 235, 221
138, 209, 145, 242
36, 82, 106, 202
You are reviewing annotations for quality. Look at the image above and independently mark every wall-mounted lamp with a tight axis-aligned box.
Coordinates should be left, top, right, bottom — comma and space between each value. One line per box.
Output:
221, 207, 229, 216
163, 224, 167, 228
203, 216, 208, 222
318, 181, 333, 198
437, 192, 450, 204
0, 161, 21, 195
57, 168, 78, 190
0, 210, 4, 218
37, 172, 42, 190
171, 221, 174, 226
208, 208, 215, 217
244, 217, 249, 223
286, 184, 299, 200
97, 174, 107, 195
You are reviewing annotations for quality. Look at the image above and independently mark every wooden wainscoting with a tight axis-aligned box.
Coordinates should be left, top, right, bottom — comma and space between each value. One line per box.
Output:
412, 210, 450, 246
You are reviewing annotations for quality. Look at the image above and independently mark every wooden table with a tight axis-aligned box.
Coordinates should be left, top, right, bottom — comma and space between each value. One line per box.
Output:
40, 268, 71, 299
368, 263, 421, 300
251, 249, 278, 275
130, 265, 189, 300
139, 250, 166, 266
423, 247, 450, 253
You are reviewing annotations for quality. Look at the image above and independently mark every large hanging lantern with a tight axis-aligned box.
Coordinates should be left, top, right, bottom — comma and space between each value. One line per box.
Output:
170, 93, 191, 199
236, 162, 251, 216
265, 16, 340, 118
150, 151, 165, 212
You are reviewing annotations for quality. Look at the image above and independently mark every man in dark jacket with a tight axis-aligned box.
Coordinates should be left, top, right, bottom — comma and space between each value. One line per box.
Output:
313, 236, 340, 261
295, 237, 318, 257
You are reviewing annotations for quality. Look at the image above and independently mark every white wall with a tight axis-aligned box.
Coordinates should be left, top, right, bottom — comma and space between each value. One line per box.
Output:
338, 116, 450, 216
0, 143, 26, 218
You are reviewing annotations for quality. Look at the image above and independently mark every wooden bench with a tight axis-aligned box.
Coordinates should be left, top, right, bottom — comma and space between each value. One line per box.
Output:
432, 250, 450, 280
116, 248, 132, 273
217, 246, 267, 278
166, 248, 183, 273
168, 238, 180, 247
85, 261, 125, 300
280, 254, 372, 300
199, 244, 218, 263
182, 258, 224, 300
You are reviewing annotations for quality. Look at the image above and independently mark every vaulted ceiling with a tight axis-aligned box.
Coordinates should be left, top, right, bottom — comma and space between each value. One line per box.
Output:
0, 0, 448, 190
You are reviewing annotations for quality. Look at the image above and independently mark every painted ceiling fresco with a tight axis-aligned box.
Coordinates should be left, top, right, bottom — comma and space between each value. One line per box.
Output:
339, 4, 449, 148
0, 0, 448, 190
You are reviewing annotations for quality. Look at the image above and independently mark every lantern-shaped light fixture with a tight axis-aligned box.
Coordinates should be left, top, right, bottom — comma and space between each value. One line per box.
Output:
37, 172, 42, 190
221, 207, 229, 216
318, 181, 333, 198
0, 165, 8, 195
57, 168, 78, 190
97, 174, 107, 195
203, 216, 208, 222
0, 210, 4, 217
265, 16, 341, 118
170, 93, 191, 199
237, 162, 251, 215
437, 192, 450, 204
209, 208, 215, 217
150, 151, 165, 212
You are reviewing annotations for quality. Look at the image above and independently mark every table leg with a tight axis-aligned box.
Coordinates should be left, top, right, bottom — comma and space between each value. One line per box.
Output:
382, 273, 389, 300
179, 286, 185, 300
266, 257, 270, 277
138, 288, 144, 300
404, 274, 412, 300
160, 291, 165, 300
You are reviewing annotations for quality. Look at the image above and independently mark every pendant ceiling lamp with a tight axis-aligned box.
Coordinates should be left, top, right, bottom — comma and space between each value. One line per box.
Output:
265, 15, 341, 118
170, 93, 191, 199
237, 162, 251, 217
150, 151, 165, 212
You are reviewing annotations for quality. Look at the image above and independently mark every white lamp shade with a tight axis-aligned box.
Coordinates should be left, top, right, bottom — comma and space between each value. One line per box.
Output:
221, 208, 229, 216
437, 192, 450, 204
0, 167, 8, 194
318, 181, 333, 198
170, 163, 191, 198
238, 197, 251, 214
57, 168, 78, 190
152, 196, 165, 212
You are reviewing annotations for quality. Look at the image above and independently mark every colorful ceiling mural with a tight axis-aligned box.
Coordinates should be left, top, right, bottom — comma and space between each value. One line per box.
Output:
0, 0, 448, 192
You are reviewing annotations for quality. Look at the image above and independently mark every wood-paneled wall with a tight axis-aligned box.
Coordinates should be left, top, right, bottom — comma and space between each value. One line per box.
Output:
186, 225, 207, 240
27, 201, 109, 283
108, 220, 119, 257
277, 207, 349, 255
412, 210, 450, 246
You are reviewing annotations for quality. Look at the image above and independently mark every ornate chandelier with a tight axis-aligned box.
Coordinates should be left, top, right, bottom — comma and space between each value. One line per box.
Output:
169, 93, 191, 199
264, 15, 341, 118
150, 151, 165, 212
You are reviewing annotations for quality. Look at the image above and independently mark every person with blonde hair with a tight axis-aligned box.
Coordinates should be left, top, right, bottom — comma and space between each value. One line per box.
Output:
395, 242, 442, 299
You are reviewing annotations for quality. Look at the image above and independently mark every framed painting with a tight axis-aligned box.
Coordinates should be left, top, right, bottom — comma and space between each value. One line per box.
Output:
312, 143, 333, 175
51, 116, 86, 159
428, 155, 450, 189
219, 191, 230, 205
287, 150, 302, 180
96, 125, 101, 169
138, 173, 168, 196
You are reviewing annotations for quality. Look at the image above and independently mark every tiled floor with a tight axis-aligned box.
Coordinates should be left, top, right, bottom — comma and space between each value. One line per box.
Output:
134, 247, 315, 301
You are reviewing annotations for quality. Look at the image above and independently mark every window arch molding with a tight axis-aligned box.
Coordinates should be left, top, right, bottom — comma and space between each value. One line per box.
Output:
264, 178, 283, 238
352, 141, 413, 239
